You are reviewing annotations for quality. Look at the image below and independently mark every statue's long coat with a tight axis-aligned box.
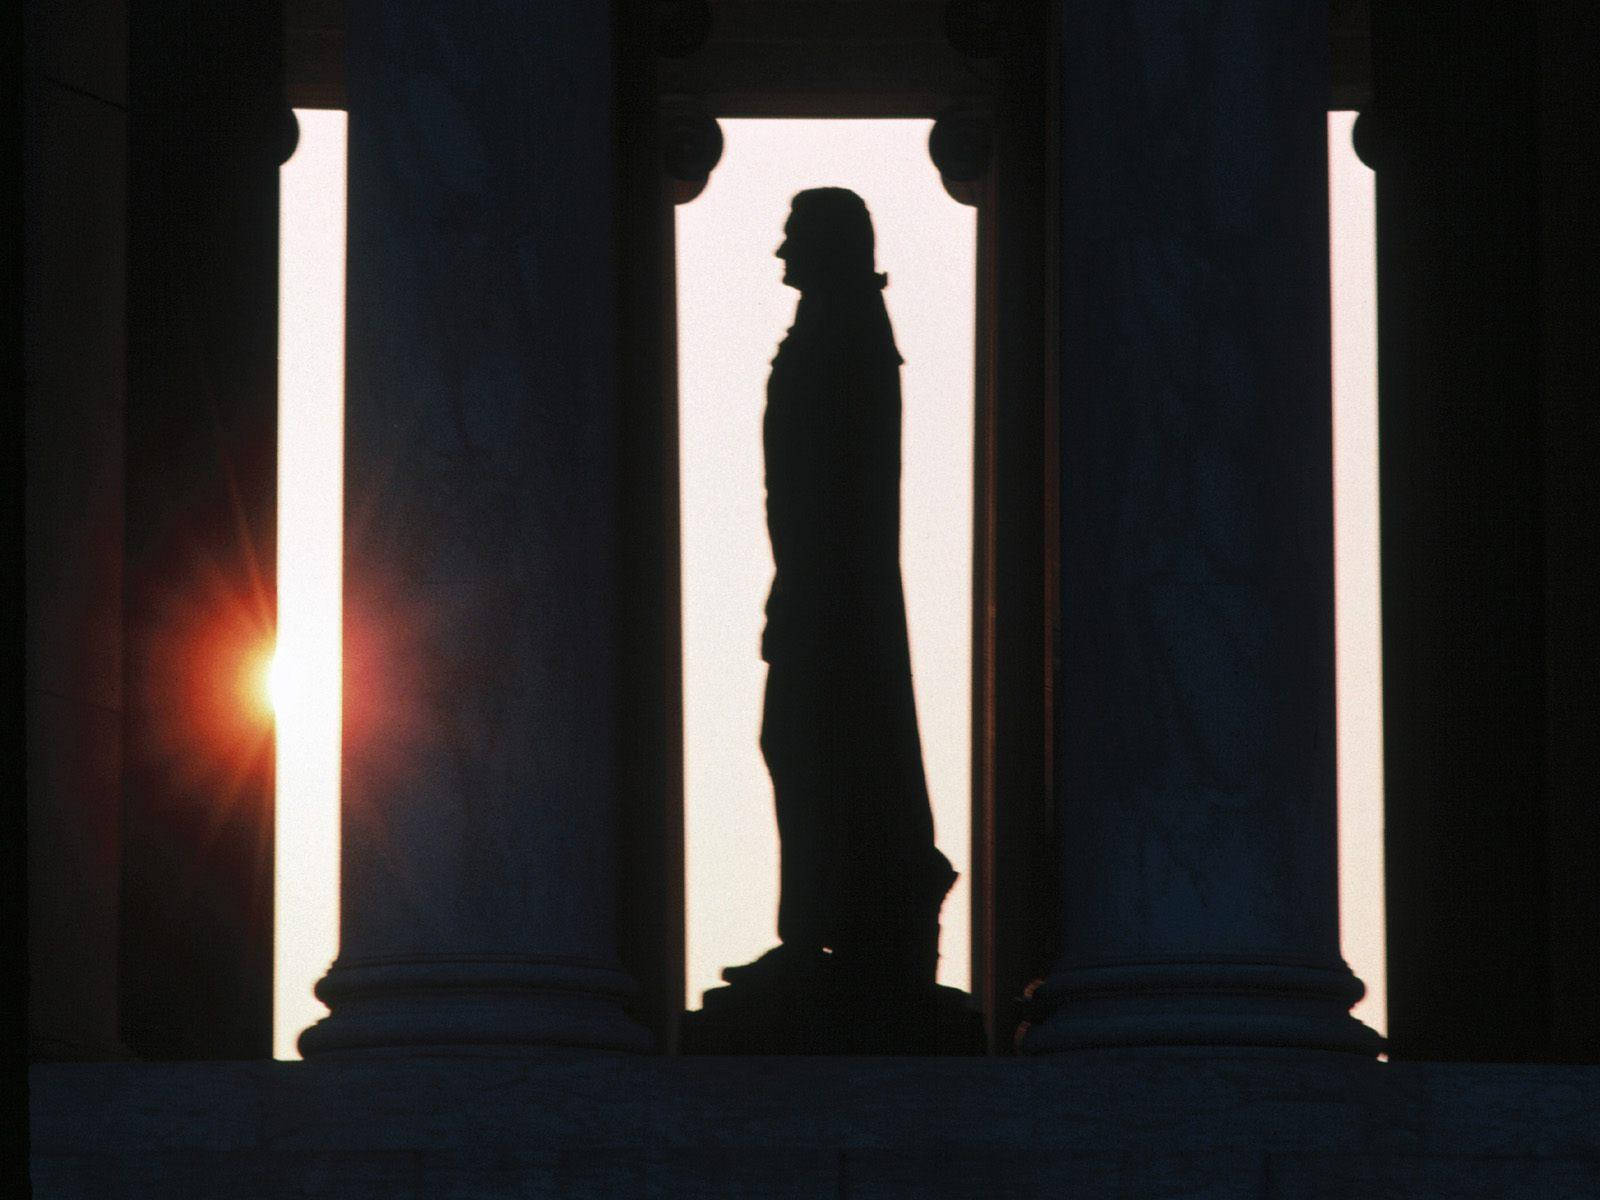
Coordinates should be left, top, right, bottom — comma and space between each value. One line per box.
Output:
760, 284, 952, 955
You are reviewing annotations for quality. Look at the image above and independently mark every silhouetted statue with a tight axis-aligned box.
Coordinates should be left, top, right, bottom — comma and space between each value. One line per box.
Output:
682, 188, 980, 1054
743, 186, 959, 987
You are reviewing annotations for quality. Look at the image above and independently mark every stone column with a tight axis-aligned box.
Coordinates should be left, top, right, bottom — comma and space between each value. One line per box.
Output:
300, 0, 650, 1055
1025, 0, 1380, 1053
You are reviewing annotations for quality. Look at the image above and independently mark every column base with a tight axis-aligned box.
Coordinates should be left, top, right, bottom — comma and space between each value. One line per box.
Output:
1021, 959, 1384, 1056
298, 955, 654, 1057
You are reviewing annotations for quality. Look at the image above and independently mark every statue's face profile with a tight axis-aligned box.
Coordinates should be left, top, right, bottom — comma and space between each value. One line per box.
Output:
775, 212, 817, 292
776, 191, 877, 294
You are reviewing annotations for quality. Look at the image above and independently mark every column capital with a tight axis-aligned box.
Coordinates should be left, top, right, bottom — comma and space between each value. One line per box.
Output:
1350, 110, 1379, 171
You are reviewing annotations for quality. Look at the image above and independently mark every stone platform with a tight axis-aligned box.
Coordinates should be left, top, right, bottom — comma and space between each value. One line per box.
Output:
681, 974, 987, 1055
29, 1054, 1600, 1198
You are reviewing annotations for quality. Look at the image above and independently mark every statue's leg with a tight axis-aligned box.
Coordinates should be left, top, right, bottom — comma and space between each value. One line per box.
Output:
763, 660, 827, 950
821, 655, 957, 986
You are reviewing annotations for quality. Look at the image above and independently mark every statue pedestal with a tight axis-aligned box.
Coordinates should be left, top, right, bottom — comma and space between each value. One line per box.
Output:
681, 963, 986, 1055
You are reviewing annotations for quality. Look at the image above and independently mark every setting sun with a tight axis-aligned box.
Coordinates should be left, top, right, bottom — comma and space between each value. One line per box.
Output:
265, 648, 284, 714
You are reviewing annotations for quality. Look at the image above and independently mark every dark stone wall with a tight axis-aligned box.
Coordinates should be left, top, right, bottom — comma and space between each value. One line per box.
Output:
25, 0, 289, 1070
24, 0, 130, 1062
1371, 0, 1600, 1064
1534, 0, 1600, 1065
118, 0, 284, 1059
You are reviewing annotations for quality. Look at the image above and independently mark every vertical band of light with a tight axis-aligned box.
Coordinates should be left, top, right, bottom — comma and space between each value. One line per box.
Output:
275, 108, 347, 1060
1329, 111, 1385, 1037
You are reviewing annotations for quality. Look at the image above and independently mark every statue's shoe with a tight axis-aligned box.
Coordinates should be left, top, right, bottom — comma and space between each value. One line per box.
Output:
827, 858, 959, 990
719, 942, 830, 989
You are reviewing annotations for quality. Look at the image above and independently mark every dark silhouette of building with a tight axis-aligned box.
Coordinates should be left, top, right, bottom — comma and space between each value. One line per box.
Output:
24, 0, 1600, 1195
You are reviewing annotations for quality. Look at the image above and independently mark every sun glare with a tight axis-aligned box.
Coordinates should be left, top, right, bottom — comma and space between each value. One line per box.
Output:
265, 648, 284, 714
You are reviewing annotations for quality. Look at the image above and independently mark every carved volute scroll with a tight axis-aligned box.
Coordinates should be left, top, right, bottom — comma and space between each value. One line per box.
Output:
661, 101, 724, 205
1350, 110, 1377, 171
277, 107, 301, 166
928, 104, 993, 206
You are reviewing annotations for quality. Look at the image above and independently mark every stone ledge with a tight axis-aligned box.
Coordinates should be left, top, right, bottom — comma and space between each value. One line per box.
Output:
29, 1054, 1600, 1198
29, 1148, 1600, 1200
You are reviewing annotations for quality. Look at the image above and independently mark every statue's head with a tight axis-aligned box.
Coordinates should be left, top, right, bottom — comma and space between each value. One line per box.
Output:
777, 188, 885, 293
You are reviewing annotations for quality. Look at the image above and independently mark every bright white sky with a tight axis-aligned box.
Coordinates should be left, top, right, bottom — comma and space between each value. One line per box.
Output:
1328, 110, 1384, 1036
275, 107, 346, 1059
272, 110, 1382, 1057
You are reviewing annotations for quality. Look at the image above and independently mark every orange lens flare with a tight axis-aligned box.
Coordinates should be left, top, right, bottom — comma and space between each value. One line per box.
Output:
263, 645, 283, 717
